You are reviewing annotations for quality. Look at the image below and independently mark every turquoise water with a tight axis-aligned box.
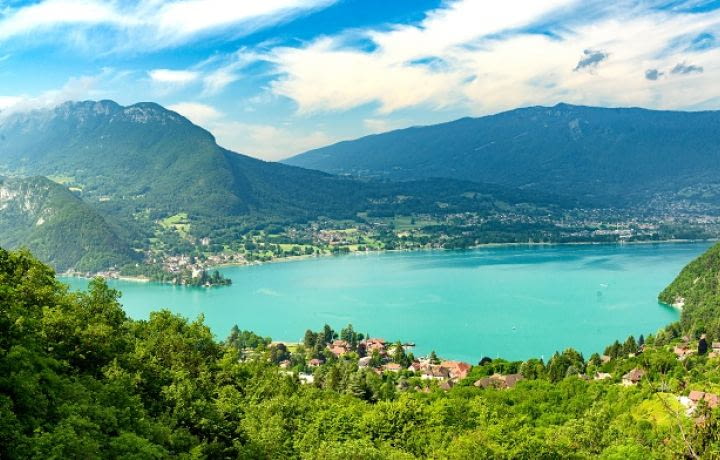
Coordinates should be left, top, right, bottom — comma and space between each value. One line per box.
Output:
61, 243, 710, 362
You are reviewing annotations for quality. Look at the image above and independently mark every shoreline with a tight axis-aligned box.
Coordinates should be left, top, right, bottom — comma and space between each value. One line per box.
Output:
57, 240, 705, 362
62, 237, 716, 284
210, 237, 717, 272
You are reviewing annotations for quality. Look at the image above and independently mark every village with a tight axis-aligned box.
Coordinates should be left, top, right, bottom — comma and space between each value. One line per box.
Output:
83, 205, 720, 286
278, 336, 521, 392
252, 329, 720, 419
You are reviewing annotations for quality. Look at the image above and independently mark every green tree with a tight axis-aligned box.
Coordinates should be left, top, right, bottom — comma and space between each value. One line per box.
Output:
698, 336, 708, 355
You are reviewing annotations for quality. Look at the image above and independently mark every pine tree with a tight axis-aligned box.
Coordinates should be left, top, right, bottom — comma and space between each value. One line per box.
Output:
303, 329, 316, 348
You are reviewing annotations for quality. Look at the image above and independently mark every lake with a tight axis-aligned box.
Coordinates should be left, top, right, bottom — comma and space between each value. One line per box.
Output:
61, 242, 710, 362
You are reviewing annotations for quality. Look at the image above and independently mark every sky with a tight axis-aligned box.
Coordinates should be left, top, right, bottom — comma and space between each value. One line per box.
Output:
0, 0, 719, 160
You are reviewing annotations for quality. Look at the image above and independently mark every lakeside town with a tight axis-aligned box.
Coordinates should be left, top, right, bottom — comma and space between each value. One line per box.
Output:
67, 206, 720, 286
230, 323, 720, 421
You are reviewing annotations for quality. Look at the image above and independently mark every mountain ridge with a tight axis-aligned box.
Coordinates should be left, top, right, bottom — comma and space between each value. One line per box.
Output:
0, 100, 573, 272
284, 103, 720, 207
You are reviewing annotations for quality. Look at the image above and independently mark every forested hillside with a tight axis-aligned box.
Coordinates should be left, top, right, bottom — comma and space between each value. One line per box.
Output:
0, 176, 136, 271
0, 100, 367, 220
0, 101, 573, 273
659, 242, 720, 338
0, 101, 560, 223
2, 246, 720, 459
286, 104, 720, 207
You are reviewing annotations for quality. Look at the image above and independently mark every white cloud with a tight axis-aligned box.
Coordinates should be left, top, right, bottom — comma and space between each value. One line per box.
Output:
199, 49, 263, 95
268, 0, 577, 113
363, 118, 409, 134
213, 121, 333, 160
264, 0, 720, 115
167, 101, 222, 126
148, 68, 200, 85
202, 67, 240, 95
0, 95, 22, 111
0, 0, 338, 51
152, 0, 336, 45
0, 0, 131, 41
0, 69, 117, 118
166, 100, 333, 159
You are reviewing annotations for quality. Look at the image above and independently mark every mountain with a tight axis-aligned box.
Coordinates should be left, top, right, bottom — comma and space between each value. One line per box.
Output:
0, 100, 570, 272
659, 242, 720, 338
0, 100, 369, 221
0, 176, 136, 272
285, 104, 720, 207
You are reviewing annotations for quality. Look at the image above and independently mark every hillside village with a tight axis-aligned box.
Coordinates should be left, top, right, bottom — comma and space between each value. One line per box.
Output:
80, 207, 720, 286
5, 244, 720, 458
235, 323, 720, 421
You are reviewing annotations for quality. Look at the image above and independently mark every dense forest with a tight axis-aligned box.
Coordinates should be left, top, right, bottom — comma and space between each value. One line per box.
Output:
660, 242, 720, 340
2, 245, 720, 458
0, 176, 138, 272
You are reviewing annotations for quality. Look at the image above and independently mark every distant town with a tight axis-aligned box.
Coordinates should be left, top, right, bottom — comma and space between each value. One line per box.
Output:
76, 203, 720, 286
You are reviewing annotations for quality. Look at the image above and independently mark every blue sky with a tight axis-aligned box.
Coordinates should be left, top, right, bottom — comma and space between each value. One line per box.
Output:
0, 0, 719, 160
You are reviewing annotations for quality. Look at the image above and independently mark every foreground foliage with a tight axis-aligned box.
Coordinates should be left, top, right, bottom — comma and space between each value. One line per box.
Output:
2, 247, 720, 459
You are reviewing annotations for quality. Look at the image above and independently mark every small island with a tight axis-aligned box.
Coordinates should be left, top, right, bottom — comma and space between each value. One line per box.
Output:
108, 263, 232, 287
170, 268, 232, 287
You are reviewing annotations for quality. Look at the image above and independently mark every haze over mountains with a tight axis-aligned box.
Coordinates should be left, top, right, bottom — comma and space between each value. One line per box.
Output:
286, 104, 720, 207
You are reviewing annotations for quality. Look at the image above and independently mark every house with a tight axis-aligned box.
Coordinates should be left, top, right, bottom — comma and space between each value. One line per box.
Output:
408, 361, 423, 372
327, 339, 350, 357
594, 372, 612, 381
298, 373, 315, 385
328, 345, 349, 357
279, 360, 291, 369
441, 361, 472, 380
503, 374, 524, 389
439, 380, 455, 391
384, 363, 402, 373
674, 345, 695, 360
474, 375, 502, 389
600, 355, 612, 364
358, 356, 372, 368
621, 368, 645, 386
364, 338, 387, 354
308, 358, 324, 367
689, 390, 720, 410
421, 365, 451, 380
710, 342, 720, 358
474, 373, 524, 389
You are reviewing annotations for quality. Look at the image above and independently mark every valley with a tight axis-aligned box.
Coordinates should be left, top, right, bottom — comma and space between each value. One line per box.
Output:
5, 1, 720, 457
2, 101, 720, 286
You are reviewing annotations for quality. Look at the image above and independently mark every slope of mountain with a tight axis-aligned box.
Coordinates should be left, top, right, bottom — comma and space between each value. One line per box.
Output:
285, 104, 720, 206
0, 101, 566, 222
0, 176, 136, 272
659, 242, 720, 338
0, 100, 575, 272
0, 100, 371, 221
